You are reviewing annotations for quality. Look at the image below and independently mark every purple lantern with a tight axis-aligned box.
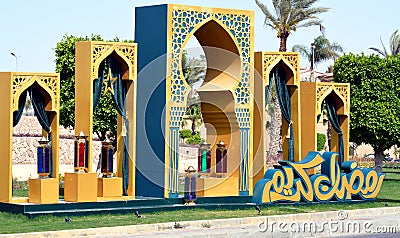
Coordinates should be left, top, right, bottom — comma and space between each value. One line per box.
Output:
101, 138, 114, 177
184, 166, 197, 205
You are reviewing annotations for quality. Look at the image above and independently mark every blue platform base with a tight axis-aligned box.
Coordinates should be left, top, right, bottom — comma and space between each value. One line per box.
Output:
0, 196, 254, 218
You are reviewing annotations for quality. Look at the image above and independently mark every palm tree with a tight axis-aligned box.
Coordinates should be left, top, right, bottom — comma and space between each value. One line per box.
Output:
182, 51, 206, 86
187, 103, 203, 135
255, 0, 329, 52
292, 35, 343, 70
181, 50, 206, 134
369, 30, 400, 57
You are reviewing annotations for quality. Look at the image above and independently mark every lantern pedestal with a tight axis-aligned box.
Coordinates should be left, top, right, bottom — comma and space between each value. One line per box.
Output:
196, 177, 238, 197
64, 172, 97, 202
97, 177, 122, 197
28, 178, 59, 204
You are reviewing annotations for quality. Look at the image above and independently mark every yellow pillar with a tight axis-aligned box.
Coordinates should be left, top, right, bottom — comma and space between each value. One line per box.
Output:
75, 42, 95, 171
0, 72, 13, 202
74, 41, 137, 198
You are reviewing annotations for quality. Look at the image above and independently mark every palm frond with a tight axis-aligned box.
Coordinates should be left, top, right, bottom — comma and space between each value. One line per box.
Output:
292, 44, 311, 59
389, 30, 400, 55
255, 0, 329, 51
380, 37, 389, 58
295, 19, 322, 28
255, 0, 280, 27
369, 47, 386, 58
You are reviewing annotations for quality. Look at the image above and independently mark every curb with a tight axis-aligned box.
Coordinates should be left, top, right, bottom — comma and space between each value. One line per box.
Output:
1, 206, 399, 237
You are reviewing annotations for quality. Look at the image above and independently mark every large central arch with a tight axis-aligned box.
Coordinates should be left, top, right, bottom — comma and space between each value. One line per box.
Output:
135, 4, 254, 198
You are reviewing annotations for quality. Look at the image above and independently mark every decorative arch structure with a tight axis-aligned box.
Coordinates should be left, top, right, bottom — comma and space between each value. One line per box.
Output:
300, 82, 350, 162
253, 52, 301, 186
135, 4, 254, 198
74, 41, 137, 198
0, 72, 60, 203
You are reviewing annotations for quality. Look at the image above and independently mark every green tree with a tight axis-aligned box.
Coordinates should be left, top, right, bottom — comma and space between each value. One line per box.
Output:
334, 53, 400, 172
182, 53, 206, 86
255, 0, 329, 52
317, 133, 326, 151
292, 35, 343, 70
187, 104, 203, 135
55, 34, 127, 140
186, 133, 204, 145
179, 129, 192, 140
369, 30, 400, 57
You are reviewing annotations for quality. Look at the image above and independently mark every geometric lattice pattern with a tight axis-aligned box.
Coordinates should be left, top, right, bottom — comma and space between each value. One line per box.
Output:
169, 106, 186, 128
170, 8, 252, 105
316, 82, 350, 115
12, 74, 59, 111
235, 108, 251, 129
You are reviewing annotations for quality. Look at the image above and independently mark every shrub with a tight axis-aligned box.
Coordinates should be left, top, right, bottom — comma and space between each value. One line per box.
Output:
179, 129, 192, 139
186, 134, 204, 145
317, 133, 326, 151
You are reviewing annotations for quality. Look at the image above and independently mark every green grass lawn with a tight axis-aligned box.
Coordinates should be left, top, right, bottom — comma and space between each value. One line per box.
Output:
2, 168, 399, 234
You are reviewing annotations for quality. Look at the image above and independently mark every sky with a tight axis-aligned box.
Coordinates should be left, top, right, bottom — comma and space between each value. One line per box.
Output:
0, 0, 398, 72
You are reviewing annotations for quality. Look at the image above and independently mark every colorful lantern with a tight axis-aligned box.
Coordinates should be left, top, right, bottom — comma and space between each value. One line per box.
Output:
37, 137, 50, 178
101, 138, 114, 177
198, 142, 211, 172
74, 131, 89, 172
184, 166, 197, 205
216, 141, 227, 173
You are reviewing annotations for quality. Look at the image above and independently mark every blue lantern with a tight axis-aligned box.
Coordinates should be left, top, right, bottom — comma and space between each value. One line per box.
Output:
37, 137, 50, 178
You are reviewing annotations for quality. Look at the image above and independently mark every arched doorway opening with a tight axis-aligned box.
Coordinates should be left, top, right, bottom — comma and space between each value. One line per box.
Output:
300, 82, 350, 165
180, 19, 242, 196
320, 91, 347, 163
0, 73, 60, 203
73, 41, 137, 200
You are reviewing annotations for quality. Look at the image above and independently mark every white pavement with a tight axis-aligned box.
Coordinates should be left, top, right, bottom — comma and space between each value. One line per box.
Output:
1, 207, 399, 238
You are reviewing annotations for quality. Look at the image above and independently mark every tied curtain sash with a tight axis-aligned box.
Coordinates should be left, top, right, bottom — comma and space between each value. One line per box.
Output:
94, 57, 130, 196
93, 61, 106, 111
110, 57, 129, 196
325, 96, 344, 164
30, 86, 53, 177
13, 89, 28, 127
273, 68, 294, 162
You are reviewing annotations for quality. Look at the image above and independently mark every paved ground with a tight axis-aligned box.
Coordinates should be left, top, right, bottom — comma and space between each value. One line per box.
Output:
1, 207, 399, 238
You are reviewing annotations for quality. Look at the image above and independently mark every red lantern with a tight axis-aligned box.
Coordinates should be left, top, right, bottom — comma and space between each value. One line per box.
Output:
74, 131, 88, 172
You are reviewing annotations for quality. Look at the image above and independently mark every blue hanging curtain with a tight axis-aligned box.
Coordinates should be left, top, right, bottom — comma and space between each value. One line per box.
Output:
273, 67, 294, 162
13, 89, 28, 127
93, 61, 106, 111
325, 96, 344, 164
30, 86, 53, 177
264, 76, 273, 107
108, 56, 130, 196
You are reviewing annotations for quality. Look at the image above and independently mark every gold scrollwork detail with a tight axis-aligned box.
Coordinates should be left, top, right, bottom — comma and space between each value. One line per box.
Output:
91, 43, 137, 80
316, 83, 350, 114
283, 54, 299, 72
262, 53, 299, 86
12, 74, 59, 110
